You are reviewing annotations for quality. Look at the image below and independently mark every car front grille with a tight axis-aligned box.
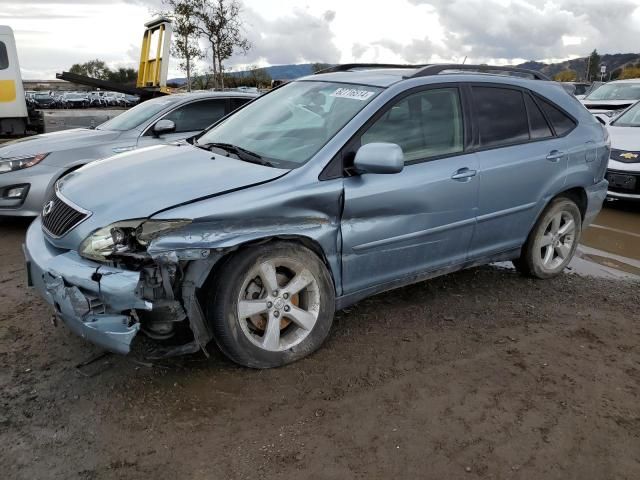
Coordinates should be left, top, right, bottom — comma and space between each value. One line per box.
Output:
41, 191, 90, 238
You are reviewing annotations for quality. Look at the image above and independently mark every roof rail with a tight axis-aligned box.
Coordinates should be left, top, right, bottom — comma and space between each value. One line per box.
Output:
408, 64, 550, 81
315, 63, 426, 74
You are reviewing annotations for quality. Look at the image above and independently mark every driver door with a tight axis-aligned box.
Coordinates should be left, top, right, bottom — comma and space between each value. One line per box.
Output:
340, 86, 479, 294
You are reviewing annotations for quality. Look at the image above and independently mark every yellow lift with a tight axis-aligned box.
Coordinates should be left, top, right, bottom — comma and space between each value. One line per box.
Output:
137, 17, 173, 93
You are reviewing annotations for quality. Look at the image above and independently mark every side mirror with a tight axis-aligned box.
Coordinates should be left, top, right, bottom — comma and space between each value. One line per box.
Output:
152, 119, 176, 137
354, 142, 404, 174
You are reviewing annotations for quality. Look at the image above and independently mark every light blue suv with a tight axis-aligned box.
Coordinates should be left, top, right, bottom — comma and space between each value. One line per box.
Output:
24, 64, 610, 368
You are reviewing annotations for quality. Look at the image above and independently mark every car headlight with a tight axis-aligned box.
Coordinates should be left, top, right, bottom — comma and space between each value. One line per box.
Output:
0, 153, 49, 174
79, 219, 191, 261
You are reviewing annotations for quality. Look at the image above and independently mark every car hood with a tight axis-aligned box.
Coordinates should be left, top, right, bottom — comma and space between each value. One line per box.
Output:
607, 125, 640, 151
0, 128, 121, 159
49, 144, 288, 249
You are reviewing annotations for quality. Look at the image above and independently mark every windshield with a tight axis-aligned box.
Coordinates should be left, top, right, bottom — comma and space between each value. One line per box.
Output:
66, 94, 83, 99
97, 97, 180, 131
34, 93, 50, 99
586, 82, 640, 101
196, 81, 383, 168
612, 101, 640, 127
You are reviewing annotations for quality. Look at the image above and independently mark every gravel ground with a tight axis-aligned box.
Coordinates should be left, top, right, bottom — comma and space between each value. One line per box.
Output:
1, 217, 639, 480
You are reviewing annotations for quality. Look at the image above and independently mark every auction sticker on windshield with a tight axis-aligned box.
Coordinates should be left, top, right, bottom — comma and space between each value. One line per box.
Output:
330, 88, 376, 101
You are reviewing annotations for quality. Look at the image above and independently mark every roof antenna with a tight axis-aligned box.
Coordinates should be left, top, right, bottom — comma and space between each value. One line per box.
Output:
462, 56, 467, 65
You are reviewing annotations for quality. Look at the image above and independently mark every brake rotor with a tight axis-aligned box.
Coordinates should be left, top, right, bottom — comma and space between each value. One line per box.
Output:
246, 272, 299, 332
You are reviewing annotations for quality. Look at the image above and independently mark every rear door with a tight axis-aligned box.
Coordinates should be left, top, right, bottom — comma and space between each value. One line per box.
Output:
468, 85, 574, 259
340, 86, 479, 294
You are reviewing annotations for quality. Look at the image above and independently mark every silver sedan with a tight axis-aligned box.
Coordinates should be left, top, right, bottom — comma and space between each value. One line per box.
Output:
0, 91, 255, 216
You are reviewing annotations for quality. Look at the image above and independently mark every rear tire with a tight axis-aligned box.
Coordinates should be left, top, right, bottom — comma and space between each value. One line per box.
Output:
207, 241, 335, 368
514, 197, 582, 279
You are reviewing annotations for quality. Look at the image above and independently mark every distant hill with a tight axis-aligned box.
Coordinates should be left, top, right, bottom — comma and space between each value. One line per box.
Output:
517, 53, 640, 80
168, 63, 315, 86
168, 54, 640, 86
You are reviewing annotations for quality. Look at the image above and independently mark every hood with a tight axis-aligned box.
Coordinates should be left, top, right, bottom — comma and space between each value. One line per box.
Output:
0, 128, 121, 159
49, 143, 288, 249
607, 125, 640, 151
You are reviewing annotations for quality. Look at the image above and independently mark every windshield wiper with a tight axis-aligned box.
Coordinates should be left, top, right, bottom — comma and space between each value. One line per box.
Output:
197, 142, 274, 167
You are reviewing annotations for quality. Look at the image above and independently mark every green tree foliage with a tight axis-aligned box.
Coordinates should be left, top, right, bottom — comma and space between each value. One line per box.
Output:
194, 0, 250, 90
553, 69, 577, 82
586, 49, 601, 81
163, 0, 203, 92
69, 59, 111, 80
223, 65, 272, 88
311, 63, 332, 73
69, 60, 137, 84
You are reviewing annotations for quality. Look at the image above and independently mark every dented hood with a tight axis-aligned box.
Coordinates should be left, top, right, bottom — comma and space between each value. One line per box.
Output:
51, 144, 288, 249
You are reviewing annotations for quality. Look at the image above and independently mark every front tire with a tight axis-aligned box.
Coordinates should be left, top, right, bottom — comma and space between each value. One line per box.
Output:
514, 197, 582, 279
207, 241, 335, 368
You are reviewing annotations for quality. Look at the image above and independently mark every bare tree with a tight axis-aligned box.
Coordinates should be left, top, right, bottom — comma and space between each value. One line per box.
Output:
163, 0, 202, 92
194, 0, 250, 89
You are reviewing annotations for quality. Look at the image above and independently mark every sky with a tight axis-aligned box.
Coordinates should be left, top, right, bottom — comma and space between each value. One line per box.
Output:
2, 0, 640, 79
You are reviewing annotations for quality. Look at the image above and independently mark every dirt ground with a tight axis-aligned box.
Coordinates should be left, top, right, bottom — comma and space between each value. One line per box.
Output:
1, 211, 639, 480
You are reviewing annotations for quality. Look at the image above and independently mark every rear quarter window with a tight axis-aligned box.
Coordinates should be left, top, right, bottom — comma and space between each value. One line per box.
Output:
537, 97, 576, 136
0, 41, 8, 70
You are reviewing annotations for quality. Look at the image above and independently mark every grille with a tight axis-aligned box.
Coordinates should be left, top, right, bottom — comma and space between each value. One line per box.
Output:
41, 191, 90, 237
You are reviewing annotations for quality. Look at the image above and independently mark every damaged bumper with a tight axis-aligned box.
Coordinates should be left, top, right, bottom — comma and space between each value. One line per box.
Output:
24, 218, 151, 354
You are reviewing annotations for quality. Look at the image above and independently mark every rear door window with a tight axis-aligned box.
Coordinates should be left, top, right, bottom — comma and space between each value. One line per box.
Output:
0, 42, 8, 70
537, 97, 576, 136
525, 94, 553, 139
473, 87, 529, 148
163, 99, 226, 133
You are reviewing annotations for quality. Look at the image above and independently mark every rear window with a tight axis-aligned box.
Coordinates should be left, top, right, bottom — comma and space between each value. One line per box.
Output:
537, 97, 576, 136
0, 41, 8, 70
473, 87, 529, 148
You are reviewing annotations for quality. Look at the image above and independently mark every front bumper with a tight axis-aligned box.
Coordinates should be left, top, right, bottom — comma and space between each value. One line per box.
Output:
584, 179, 609, 227
24, 217, 150, 354
0, 164, 63, 216
605, 169, 640, 200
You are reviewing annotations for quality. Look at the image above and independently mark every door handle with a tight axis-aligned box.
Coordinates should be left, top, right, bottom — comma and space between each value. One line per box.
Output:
451, 168, 477, 181
546, 150, 564, 162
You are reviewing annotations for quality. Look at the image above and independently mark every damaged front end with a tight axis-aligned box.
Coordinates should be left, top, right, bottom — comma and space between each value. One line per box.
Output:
24, 217, 218, 356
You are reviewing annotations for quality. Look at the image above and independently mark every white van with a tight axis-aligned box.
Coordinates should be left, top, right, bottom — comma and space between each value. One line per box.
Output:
0, 25, 28, 135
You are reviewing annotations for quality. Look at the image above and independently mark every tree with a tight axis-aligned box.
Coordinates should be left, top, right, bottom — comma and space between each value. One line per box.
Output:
553, 69, 577, 82
311, 63, 332, 73
163, 0, 202, 92
586, 49, 601, 82
195, 0, 250, 89
69, 59, 111, 80
107, 67, 138, 84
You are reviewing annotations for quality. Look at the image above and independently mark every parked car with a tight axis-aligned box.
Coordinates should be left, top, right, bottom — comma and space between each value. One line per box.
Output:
32, 92, 57, 109
23, 64, 609, 367
581, 79, 640, 119
603, 100, 640, 200
63, 92, 89, 108
0, 91, 256, 216
123, 94, 140, 107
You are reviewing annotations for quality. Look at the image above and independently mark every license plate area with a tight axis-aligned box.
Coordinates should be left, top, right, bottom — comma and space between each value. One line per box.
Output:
607, 173, 636, 191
